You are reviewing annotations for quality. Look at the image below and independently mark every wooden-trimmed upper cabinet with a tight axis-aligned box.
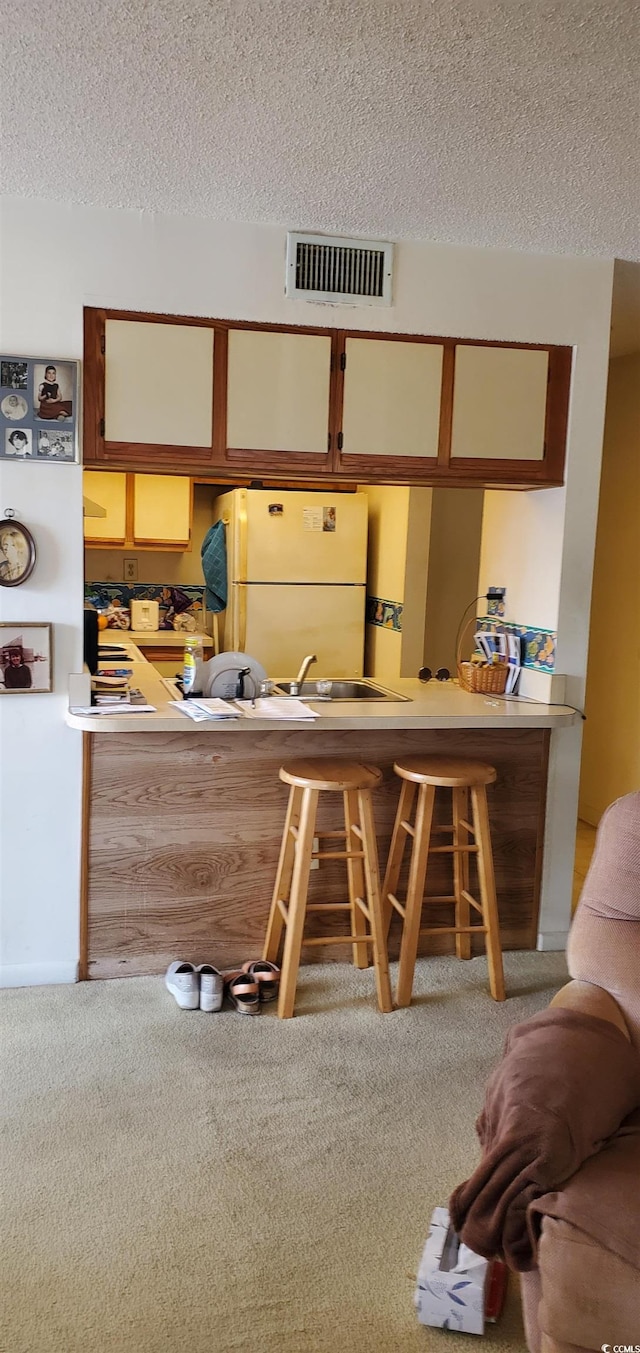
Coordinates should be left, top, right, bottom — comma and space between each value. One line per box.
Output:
334, 332, 571, 487
84, 310, 220, 471
335, 334, 445, 479
84, 471, 192, 550
224, 326, 335, 474
84, 307, 572, 488
83, 471, 128, 546
445, 342, 571, 486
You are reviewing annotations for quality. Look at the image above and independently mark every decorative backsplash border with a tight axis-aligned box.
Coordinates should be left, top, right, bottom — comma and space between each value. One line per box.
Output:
85, 582, 206, 628
366, 595, 403, 633
477, 617, 556, 672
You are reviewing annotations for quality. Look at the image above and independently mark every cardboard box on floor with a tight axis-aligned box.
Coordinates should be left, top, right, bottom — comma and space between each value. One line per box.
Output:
414, 1207, 492, 1335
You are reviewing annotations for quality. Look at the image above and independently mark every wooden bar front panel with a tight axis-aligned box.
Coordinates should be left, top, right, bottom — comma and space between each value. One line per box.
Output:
86, 727, 549, 979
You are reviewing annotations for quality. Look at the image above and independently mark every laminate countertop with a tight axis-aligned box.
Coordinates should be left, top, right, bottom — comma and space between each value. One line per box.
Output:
116, 631, 211, 647
67, 654, 579, 733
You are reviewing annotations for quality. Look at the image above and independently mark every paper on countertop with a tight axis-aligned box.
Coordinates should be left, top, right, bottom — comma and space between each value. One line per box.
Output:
235, 697, 319, 720
70, 704, 157, 715
171, 698, 241, 721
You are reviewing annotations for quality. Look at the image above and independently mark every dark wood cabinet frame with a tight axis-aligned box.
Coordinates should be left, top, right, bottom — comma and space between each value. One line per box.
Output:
83, 308, 572, 489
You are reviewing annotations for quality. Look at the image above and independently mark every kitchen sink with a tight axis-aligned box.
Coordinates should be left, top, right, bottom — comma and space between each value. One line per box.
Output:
273, 679, 410, 702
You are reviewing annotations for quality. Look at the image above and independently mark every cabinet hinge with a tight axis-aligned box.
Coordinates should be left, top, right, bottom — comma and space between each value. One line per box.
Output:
337, 431, 344, 451
100, 334, 106, 355
340, 352, 346, 371
328, 432, 332, 451
99, 418, 105, 437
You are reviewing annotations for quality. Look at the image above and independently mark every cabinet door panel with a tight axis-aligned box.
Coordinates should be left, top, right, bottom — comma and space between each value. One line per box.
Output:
83, 471, 127, 543
227, 329, 331, 454
133, 475, 192, 546
341, 338, 443, 458
451, 346, 548, 461
105, 320, 213, 447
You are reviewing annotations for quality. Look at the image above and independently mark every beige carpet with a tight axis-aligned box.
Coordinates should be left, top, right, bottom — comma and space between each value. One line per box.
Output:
1, 952, 568, 1353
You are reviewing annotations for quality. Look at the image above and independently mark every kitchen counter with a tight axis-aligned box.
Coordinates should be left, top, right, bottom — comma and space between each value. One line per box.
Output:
125, 630, 211, 647
67, 659, 577, 732
73, 647, 573, 981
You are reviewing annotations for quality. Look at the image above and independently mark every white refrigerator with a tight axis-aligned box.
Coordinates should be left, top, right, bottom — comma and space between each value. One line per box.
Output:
213, 488, 369, 677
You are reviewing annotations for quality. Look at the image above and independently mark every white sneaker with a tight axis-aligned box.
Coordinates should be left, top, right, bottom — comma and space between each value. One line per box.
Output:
165, 961, 199, 1010
196, 964, 224, 1012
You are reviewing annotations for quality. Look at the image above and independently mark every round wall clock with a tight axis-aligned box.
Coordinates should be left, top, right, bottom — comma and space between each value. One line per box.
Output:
0, 512, 36, 587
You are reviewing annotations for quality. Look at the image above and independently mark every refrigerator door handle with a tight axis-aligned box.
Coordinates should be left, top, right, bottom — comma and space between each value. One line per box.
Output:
236, 583, 247, 652
238, 490, 248, 585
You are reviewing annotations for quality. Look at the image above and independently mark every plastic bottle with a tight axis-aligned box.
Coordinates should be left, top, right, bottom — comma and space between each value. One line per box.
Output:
183, 636, 203, 697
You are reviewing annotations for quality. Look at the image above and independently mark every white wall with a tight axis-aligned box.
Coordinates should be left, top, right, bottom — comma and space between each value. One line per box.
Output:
0, 196, 613, 981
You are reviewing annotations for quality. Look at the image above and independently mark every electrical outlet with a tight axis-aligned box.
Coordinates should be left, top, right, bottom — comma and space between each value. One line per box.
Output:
310, 836, 320, 871
123, 557, 138, 582
487, 586, 506, 617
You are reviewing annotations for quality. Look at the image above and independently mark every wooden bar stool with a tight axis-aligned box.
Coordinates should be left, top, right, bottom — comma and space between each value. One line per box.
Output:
263, 759, 393, 1019
382, 756, 506, 1007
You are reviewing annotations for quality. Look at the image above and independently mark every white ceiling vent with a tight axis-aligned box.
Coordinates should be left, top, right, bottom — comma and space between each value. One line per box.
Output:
286, 232, 393, 306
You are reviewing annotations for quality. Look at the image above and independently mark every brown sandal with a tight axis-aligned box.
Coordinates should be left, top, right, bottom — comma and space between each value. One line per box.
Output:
241, 960, 281, 1003
226, 973, 261, 1015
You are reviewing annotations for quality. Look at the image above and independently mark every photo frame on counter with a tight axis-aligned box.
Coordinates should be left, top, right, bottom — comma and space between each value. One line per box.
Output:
0, 354, 79, 463
0, 623, 52, 693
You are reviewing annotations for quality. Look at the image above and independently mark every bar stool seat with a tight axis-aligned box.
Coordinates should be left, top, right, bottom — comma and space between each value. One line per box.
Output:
263, 758, 393, 1019
383, 755, 506, 1006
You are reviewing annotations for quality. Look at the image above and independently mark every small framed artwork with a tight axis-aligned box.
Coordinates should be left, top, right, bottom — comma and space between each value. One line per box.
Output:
0, 516, 37, 587
0, 354, 79, 463
0, 623, 52, 693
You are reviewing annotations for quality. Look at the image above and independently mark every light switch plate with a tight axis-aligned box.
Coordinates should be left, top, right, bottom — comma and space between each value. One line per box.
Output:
123, 557, 138, 582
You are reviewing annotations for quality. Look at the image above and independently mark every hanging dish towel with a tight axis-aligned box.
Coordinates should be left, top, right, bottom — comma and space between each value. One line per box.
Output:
201, 520, 228, 613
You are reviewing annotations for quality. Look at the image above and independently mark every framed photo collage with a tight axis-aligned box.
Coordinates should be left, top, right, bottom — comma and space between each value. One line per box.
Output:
1, 354, 79, 464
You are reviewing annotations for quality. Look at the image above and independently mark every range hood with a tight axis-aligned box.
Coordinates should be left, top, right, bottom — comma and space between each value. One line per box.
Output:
83, 495, 106, 518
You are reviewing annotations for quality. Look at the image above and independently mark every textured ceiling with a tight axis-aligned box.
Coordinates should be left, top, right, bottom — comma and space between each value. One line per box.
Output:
2, 0, 640, 260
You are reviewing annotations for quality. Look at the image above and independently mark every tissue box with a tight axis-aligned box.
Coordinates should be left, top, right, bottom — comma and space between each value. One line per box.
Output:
414, 1207, 490, 1335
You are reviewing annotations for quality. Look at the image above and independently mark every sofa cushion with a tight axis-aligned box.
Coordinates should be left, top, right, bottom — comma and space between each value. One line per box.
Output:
536, 1215, 640, 1350
529, 1109, 640, 1273
568, 791, 640, 1051
450, 1011, 640, 1269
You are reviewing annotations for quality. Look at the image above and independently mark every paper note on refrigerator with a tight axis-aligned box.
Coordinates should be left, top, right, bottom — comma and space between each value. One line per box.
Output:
303, 506, 323, 532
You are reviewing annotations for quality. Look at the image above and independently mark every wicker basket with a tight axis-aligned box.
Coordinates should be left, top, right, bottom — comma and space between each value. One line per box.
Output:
457, 660, 509, 694
456, 608, 509, 693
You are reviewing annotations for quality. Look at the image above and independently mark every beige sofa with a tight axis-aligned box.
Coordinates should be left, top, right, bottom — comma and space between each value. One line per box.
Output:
521, 791, 640, 1352
455, 791, 640, 1352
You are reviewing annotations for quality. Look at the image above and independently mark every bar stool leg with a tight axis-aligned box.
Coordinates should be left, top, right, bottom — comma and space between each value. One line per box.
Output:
357, 789, 393, 1014
396, 783, 435, 1008
470, 785, 506, 1002
382, 779, 416, 936
453, 786, 471, 960
343, 789, 369, 970
278, 787, 320, 1019
264, 784, 303, 965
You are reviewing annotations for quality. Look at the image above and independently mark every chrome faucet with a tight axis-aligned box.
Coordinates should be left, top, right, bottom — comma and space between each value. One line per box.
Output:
289, 653, 317, 696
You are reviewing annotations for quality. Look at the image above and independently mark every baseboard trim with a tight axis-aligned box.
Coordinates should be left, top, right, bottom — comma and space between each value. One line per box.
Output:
536, 931, 569, 953
0, 962, 78, 989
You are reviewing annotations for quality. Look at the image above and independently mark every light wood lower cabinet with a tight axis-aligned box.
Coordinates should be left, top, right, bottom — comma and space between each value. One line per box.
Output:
82, 725, 549, 978
84, 471, 193, 550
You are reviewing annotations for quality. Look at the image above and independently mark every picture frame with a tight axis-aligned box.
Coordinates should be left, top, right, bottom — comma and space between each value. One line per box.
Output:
1, 354, 79, 463
0, 623, 53, 693
0, 516, 37, 587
